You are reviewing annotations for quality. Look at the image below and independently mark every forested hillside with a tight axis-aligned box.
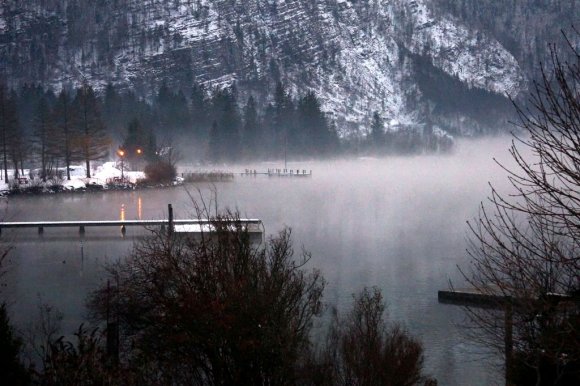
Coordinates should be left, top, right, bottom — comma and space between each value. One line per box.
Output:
0, 0, 575, 166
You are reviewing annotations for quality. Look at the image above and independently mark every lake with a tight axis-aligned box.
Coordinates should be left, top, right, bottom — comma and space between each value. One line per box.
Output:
1, 136, 518, 385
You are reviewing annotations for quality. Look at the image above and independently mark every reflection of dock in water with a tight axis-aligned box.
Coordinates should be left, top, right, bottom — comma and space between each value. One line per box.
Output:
241, 169, 312, 177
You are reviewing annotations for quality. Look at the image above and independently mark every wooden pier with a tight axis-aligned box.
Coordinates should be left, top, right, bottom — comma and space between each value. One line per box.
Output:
438, 288, 508, 308
438, 288, 578, 309
0, 204, 263, 237
438, 288, 578, 386
241, 169, 312, 177
0, 219, 263, 236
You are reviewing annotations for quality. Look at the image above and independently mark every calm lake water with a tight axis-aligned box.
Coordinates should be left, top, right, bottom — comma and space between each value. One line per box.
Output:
1, 137, 519, 385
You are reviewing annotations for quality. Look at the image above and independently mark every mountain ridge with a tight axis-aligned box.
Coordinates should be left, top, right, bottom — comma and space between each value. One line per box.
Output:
1, 0, 566, 135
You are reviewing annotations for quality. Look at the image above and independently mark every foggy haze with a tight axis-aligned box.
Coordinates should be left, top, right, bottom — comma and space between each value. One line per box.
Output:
2, 136, 520, 385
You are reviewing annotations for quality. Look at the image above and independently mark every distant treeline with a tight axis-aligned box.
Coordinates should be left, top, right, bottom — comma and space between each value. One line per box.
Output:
0, 80, 452, 181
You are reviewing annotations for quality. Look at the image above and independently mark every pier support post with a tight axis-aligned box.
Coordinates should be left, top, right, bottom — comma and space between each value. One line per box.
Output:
168, 204, 174, 236
38, 226, 44, 235
79, 225, 85, 235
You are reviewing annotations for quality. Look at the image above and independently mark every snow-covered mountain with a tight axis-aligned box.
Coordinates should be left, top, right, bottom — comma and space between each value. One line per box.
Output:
0, 0, 546, 134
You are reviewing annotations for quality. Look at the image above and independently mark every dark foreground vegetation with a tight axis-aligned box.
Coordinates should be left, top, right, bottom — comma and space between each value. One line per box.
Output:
0, 210, 433, 386
459, 32, 580, 385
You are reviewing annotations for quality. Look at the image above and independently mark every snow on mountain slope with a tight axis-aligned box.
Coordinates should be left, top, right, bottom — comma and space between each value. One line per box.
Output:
0, 0, 525, 134
399, 0, 524, 96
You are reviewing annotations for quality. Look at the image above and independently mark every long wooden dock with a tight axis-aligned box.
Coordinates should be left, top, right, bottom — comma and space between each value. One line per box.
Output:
241, 169, 312, 177
438, 288, 508, 308
0, 219, 263, 236
438, 287, 578, 386
438, 289, 577, 309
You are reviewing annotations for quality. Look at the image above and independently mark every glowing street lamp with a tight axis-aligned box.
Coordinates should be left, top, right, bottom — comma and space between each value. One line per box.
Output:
117, 148, 125, 180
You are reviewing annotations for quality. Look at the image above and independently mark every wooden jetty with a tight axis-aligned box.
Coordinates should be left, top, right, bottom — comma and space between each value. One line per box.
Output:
241, 168, 312, 177
178, 168, 312, 179
0, 204, 263, 237
438, 288, 508, 308
439, 287, 578, 386
438, 288, 578, 309
439, 288, 515, 386
0, 219, 263, 236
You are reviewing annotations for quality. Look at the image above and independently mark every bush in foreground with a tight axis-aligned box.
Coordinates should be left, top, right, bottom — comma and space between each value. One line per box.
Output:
88, 211, 325, 384
304, 287, 426, 386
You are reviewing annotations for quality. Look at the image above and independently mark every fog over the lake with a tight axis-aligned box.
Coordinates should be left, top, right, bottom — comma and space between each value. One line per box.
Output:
2, 136, 523, 385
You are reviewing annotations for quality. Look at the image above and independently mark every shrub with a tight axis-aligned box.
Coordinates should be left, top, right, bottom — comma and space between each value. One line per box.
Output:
305, 287, 425, 386
88, 210, 325, 385
143, 160, 176, 184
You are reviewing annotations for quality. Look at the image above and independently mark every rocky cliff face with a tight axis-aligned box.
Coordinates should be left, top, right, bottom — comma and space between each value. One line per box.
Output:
0, 0, 538, 134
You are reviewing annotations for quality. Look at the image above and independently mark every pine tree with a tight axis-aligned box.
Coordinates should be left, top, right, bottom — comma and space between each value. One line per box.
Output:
370, 111, 384, 148
32, 96, 53, 181
273, 82, 294, 158
0, 85, 20, 182
73, 83, 110, 178
52, 89, 75, 180
8, 90, 26, 179
122, 118, 157, 168
297, 91, 335, 155
208, 88, 241, 163
190, 82, 208, 139
242, 95, 261, 159
262, 102, 277, 158
17, 84, 47, 140
173, 90, 191, 132
208, 119, 220, 162
102, 83, 124, 140
219, 89, 241, 162
156, 82, 190, 134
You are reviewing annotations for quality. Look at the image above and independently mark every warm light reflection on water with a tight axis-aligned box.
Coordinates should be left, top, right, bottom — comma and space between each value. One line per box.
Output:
138, 196, 142, 220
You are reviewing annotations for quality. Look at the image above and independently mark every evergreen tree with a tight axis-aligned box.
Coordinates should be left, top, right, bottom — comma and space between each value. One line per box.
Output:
272, 82, 294, 158
52, 89, 75, 180
156, 81, 173, 131
173, 90, 191, 131
297, 91, 335, 155
190, 82, 208, 139
156, 81, 190, 134
262, 102, 277, 158
370, 111, 384, 148
122, 91, 155, 136
208, 88, 241, 163
17, 84, 46, 140
102, 83, 124, 140
208, 119, 220, 162
32, 96, 53, 181
8, 91, 26, 179
122, 118, 157, 169
242, 95, 261, 159
0, 85, 20, 181
72, 83, 109, 178
219, 89, 241, 162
